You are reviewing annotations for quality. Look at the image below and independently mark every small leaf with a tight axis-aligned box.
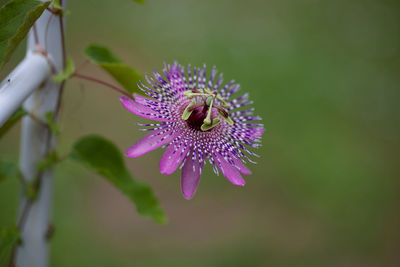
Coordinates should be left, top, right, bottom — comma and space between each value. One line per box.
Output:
84, 44, 122, 64
25, 176, 40, 199
51, 0, 61, 9
0, 226, 20, 264
100, 63, 142, 94
44, 111, 60, 135
69, 135, 166, 223
51, 0, 69, 16
84, 44, 142, 94
0, 161, 18, 183
53, 57, 74, 83
0, 0, 51, 71
0, 108, 27, 139
36, 150, 59, 172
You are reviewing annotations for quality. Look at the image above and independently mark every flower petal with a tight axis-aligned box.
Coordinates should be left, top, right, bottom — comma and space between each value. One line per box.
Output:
126, 128, 181, 158
133, 93, 152, 104
252, 127, 265, 139
233, 157, 252, 175
214, 153, 246, 186
181, 154, 203, 199
120, 96, 173, 122
134, 93, 161, 106
159, 139, 191, 175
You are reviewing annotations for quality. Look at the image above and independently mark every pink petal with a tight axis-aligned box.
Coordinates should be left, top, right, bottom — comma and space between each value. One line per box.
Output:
126, 128, 181, 158
120, 96, 173, 122
181, 154, 203, 200
251, 127, 265, 139
233, 157, 252, 175
159, 140, 191, 175
134, 93, 158, 106
214, 153, 246, 186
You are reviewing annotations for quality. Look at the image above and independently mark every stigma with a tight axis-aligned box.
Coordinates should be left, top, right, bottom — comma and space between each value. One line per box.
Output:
182, 89, 233, 132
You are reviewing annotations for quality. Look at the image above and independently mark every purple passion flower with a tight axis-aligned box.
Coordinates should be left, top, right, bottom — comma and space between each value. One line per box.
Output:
120, 62, 264, 199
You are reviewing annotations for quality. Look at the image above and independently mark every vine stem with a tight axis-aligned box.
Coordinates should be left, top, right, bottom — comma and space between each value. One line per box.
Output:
72, 72, 133, 98
32, 24, 39, 45
8, 200, 32, 267
43, 14, 53, 51
54, 7, 67, 119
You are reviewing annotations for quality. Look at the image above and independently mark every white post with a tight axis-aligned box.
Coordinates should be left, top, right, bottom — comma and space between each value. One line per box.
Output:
0, 52, 50, 127
15, 1, 66, 266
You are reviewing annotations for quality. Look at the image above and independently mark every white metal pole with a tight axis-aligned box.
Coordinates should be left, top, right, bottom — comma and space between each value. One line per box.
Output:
0, 52, 50, 127
16, 1, 66, 266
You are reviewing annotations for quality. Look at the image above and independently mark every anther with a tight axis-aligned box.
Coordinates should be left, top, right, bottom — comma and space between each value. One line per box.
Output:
182, 100, 196, 120
218, 109, 234, 126
201, 118, 221, 131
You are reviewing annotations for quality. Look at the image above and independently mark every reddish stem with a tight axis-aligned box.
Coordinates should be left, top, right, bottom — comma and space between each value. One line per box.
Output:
32, 24, 39, 45
72, 72, 133, 98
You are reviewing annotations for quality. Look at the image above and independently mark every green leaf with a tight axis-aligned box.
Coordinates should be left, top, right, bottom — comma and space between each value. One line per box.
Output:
51, 0, 61, 9
84, 44, 142, 94
0, 161, 18, 183
0, 108, 27, 139
53, 57, 74, 83
44, 111, 60, 135
36, 150, 59, 172
51, 0, 69, 16
69, 135, 166, 223
100, 63, 142, 94
84, 44, 122, 64
133, 0, 145, 4
25, 176, 40, 199
0, 0, 11, 8
0, 0, 51, 71
0, 226, 20, 264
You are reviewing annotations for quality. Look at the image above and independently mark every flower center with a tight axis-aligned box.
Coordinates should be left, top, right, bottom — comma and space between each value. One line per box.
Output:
182, 89, 233, 132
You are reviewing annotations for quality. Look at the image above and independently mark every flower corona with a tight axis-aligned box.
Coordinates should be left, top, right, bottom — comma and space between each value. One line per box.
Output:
120, 62, 264, 199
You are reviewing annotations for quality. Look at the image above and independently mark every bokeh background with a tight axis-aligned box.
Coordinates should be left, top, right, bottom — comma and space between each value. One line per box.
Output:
1, 0, 400, 266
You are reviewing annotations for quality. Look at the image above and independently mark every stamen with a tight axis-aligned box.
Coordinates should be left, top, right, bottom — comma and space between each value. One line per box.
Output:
216, 95, 229, 108
188, 103, 204, 111
183, 89, 233, 128
217, 109, 234, 126
201, 118, 221, 131
182, 99, 196, 120
204, 96, 214, 125
183, 90, 209, 99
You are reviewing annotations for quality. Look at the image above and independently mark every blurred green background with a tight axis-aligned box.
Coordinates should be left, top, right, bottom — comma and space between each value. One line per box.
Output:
1, 0, 400, 266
